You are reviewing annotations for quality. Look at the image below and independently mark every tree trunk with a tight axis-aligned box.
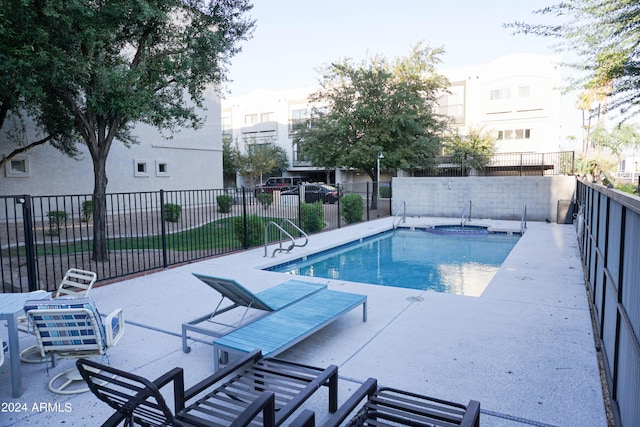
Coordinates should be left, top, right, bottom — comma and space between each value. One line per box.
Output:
91, 149, 109, 262
368, 169, 378, 210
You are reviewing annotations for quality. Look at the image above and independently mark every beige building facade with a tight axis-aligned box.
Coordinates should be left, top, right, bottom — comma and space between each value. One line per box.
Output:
222, 54, 573, 187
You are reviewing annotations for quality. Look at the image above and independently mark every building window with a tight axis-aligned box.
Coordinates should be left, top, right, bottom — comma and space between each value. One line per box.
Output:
518, 86, 531, 97
293, 142, 308, 163
260, 112, 275, 122
5, 156, 31, 177
247, 142, 272, 154
289, 108, 308, 132
156, 161, 169, 177
496, 128, 532, 140
291, 109, 307, 121
490, 88, 511, 100
244, 113, 258, 125
134, 159, 149, 177
222, 116, 232, 135
438, 84, 465, 123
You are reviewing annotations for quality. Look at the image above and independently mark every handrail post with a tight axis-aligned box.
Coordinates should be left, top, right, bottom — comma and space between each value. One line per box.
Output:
264, 219, 309, 257
461, 200, 471, 227
392, 201, 406, 229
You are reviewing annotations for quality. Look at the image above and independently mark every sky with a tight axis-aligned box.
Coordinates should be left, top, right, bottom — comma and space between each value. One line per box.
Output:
224, 0, 563, 96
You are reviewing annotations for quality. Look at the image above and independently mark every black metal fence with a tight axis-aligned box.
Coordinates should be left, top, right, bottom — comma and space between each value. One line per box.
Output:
1, 183, 390, 293
411, 151, 575, 177
576, 179, 640, 427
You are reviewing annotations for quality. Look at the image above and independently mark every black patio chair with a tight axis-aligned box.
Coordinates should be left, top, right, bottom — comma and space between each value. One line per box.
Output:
76, 349, 338, 426
322, 378, 480, 427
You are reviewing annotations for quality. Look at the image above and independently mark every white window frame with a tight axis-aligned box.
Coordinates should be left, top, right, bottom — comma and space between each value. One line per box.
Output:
490, 87, 511, 100
260, 112, 275, 122
134, 159, 149, 177
156, 160, 169, 177
4, 156, 31, 177
244, 113, 258, 125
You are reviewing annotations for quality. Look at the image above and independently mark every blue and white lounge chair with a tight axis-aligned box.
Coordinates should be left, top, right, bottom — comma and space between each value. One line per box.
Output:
19, 268, 97, 363
24, 297, 124, 394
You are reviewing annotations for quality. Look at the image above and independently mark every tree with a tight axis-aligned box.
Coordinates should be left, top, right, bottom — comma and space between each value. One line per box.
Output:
237, 137, 289, 186
508, 0, 640, 120
576, 91, 595, 156
585, 124, 640, 182
0, 4, 81, 168
222, 135, 241, 185
444, 127, 496, 175
2, 0, 254, 261
295, 43, 450, 206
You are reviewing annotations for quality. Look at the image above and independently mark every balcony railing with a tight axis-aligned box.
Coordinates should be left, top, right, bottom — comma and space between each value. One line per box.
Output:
411, 151, 575, 177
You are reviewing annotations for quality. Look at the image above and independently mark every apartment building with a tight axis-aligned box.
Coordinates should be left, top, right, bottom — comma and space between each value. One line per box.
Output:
440, 53, 564, 153
222, 54, 570, 187
1, 54, 568, 196
1, 87, 223, 196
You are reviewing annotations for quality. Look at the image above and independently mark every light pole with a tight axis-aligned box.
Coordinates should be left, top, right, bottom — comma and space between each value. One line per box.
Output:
377, 152, 384, 217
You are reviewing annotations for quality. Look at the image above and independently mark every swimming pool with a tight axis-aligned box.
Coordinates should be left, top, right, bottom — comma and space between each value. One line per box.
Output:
267, 228, 520, 296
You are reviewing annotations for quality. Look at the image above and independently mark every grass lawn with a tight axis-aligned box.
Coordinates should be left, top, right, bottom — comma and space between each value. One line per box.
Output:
17, 216, 306, 256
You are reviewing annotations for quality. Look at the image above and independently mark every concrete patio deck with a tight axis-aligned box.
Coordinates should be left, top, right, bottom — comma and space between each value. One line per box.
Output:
0, 217, 607, 426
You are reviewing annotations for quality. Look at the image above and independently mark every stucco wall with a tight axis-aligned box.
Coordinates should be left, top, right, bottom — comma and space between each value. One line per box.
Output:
392, 176, 577, 223
1, 87, 223, 196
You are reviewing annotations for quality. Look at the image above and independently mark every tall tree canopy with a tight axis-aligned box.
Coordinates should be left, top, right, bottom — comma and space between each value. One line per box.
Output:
1, 0, 254, 261
295, 43, 450, 185
0, 1, 82, 167
509, 0, 640, 120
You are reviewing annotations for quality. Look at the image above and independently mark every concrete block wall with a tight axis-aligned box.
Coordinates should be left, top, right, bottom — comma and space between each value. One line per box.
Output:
392, 176, 577, 222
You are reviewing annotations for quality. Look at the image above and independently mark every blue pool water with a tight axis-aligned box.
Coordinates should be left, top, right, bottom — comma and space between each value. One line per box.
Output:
267, 228, 520, 296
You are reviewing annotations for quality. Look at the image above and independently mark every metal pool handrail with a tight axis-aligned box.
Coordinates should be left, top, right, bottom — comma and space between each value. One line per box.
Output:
392, 201, 406, 229
520, 204, 527, 234
461, 200, 472, 227
264, 219, 308, 258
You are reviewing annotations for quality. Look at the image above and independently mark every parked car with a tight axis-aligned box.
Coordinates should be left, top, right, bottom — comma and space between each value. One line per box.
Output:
282, 183, 343, 204
254, 176, 310, 195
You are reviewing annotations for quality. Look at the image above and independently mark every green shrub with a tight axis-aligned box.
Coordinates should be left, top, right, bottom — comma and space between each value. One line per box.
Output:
341, 194, 363, 224
163, 203, 182, 222
257, 193, 273, 209
300, 202, 324, 233
81, 200, 93, 222
234, 215, 265, 247
47, 211, 68, 236
216, 195, 233, 213
616, 183, 639, 195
